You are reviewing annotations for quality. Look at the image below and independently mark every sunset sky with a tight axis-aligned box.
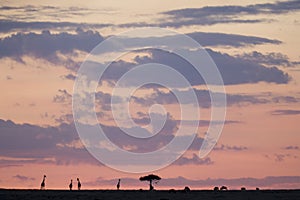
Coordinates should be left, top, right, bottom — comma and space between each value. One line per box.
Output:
0, 0, 300, 190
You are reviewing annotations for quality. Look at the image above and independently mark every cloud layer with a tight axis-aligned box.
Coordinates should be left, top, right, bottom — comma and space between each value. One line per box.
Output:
0, 28, 103, 65
0, 29, 290, 86
100, 49, 290, 86
0, 118, 210, 167
160, 0, 300, 27
271, 109, 300, 115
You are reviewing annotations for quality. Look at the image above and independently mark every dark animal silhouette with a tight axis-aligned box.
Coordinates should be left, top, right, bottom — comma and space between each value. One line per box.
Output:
183, 186, 190, 192
139, 174, 161, 191
256, 187, 260, 191
213, 186, 219, 191
241, 187, 246, 191
69, 179, 73, 191
220, 186, 228, 190
77, 178, 81, 190
40, 175, 46, 190
169, 189, 176, 193
117, 179, 121, 190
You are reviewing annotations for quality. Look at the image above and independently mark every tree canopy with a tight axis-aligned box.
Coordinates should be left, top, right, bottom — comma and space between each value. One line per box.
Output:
139, 174, 161, 182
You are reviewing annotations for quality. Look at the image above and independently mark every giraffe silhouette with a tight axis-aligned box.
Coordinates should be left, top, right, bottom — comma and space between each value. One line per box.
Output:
117, 179, 121, 190
69, 179, 73, 191
77, 178, 81, 190
40, 175, 46, 190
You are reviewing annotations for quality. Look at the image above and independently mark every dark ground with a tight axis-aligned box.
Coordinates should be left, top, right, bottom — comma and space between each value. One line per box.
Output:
1, 189, 300, 200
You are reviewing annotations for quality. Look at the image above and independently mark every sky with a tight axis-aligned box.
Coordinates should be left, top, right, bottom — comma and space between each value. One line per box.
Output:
0, 0, 300, 190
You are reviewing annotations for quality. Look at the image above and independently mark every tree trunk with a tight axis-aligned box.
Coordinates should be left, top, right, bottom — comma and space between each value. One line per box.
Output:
149, 180, 153, 191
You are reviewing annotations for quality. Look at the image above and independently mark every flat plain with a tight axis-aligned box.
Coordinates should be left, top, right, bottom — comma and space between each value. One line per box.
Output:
1, 189, 300, 200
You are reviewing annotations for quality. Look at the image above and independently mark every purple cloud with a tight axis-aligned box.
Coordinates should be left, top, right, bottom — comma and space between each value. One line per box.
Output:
160, 0, 300, 27
214, 144, 248, 151
0, 28, 103, 65
265, 153, 297, 162
187, 32, 281, 47
101, 48, 290, 86
271, 109, 300, 115
0, 118, 205, 166
0, 119, 99, 166
13, 174, 35, 182
284, 146, 299, 150
236, 51, 300, 67
0, 28, 291, 86
174, 154, 213, 166
0, 6, 114, 24
63, 73, 77, 80
131, 88, 291, 108
53, 89, 72, 104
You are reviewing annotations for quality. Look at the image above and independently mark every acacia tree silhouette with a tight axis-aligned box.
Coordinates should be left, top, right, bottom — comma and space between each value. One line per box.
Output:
139, 174, 161, 191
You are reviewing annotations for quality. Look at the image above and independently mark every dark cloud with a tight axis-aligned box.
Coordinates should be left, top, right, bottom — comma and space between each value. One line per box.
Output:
0, 115, 227, 168
188, 136, 204, 151
185, 136, 248, 152
0, 5, 114, 31
226, 93, 269, 106
102, 49, 290, 86
0, 29, 103, 65
272, 96, 300, 103
52, 88, 122, 115
53, 89, 72, 104
132, 88, 269, 108
163, 18, 264, 28
0, 6, 25, 10
54, 113, 74, 124
0, 119, 99, 166
271, 109, 300, 115
174, 154, 213, 166
134, 116, 240, 127
0, 29, 290, 86
0, 118, 205, 166
236, 51, 300, 67
284, 146, 299, 150
160, 0, 300, 27
63, 73, 77, 80
0, 20, 111, 33
231, 92, 300, 105
187, 32, 281, 47
13, 174, 35, 182
56, 77, 297, 113
214, 144, 248, 151
119, 19, 264, 29
207, 49, 290, 85
2, 1, 298, 32
100, 114, 179, 153
265, 153, 297, 162
275, 154, 289, 162
95, 91, 123, 111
